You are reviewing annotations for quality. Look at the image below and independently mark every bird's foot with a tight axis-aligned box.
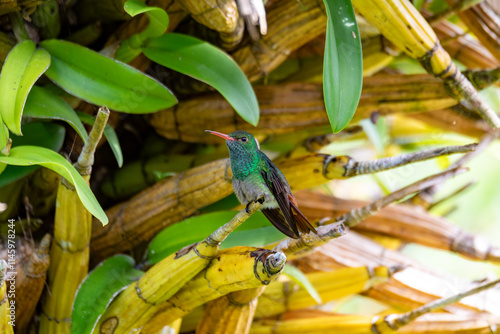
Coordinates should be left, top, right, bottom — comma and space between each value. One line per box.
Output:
246, 197, 265, 213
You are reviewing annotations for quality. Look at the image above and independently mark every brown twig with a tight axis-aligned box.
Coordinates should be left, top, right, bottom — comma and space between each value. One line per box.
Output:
339, 167, 468, 228
381, 276, 500, 330
75, 106, 110, 175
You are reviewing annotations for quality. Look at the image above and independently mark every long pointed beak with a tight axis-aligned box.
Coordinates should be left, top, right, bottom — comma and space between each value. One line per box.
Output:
205, 130, 235, 141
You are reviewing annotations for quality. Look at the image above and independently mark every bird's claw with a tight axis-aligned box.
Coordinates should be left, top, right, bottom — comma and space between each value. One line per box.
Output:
246, 197, 265, 213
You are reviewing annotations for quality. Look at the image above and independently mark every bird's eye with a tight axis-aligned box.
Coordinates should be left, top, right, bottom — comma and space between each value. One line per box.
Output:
241, 137, 248, 142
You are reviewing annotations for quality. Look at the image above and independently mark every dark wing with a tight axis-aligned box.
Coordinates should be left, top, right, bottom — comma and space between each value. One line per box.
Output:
260, 153, 317, 238
261, 208, 297, 238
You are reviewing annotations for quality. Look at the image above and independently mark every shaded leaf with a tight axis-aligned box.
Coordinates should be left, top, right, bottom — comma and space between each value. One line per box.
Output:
0, 40, 51, 135
147, 211, 284, 264
283, 264, 322, 304
77, 111, 123, 168
72, 255, 144, 334
40, 39, 177, 113
0, 122, 65, 187
143, 34, 259, 126
322, 0, 362, 133
24, 85, 88, 142
116, 0, 169, 62
0, 145, 108, 224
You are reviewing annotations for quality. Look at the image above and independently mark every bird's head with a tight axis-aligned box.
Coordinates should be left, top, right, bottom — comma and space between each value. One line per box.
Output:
205, 130, 260, 160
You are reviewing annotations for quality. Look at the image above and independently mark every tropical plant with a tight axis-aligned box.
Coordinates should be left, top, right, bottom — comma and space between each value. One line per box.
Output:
0, 0, 500, 333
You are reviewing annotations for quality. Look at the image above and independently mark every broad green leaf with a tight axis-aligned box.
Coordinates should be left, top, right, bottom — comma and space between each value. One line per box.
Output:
77, 111, 123, 168
40, 39, 177, 113
72, 255, 144, 334
24, 85, 88, 142
147, 211, 285, 264
143, 34, 259, 126
322, 0, 362, 133
283, 264, 322, 304
0, 40, 51, 135
0, 145, 108, 224
116, 0, 169, 63
0, 122, 66, 187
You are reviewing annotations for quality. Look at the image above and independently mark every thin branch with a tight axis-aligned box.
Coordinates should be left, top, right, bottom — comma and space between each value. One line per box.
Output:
75, 106, 110, 175
208, 200, 262, 244
273, 222, 345, 256
428, 181, 475, 209
340, 167, 468, 228
411, 132, 495, 206
383, 276, 500, 330
341, 144, 476, 177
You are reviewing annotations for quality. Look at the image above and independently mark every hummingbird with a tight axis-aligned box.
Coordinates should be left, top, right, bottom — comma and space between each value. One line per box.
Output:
206, 130, 317, 239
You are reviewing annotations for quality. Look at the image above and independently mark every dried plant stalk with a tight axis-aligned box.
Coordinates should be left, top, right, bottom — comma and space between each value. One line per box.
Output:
254, 266, 397, 318
251, 310, 500, 334
125, 247, 285, 334
13, 234, 50, 333
434, 20, 500, 69
296, 191, 500, 263
351, 0, 500, 128
0, 260, 13, 334
150, 74, 474, 144
295, 232, 500, 315
452, 0, 500, 61
231, 0, 327, 82
196, 287, 265, 334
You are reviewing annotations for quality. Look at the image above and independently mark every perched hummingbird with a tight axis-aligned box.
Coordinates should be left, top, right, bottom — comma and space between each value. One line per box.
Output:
206, 130, 317, 239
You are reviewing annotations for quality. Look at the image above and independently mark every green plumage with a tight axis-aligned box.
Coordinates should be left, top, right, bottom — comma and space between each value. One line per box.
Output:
206, 130, 317, 239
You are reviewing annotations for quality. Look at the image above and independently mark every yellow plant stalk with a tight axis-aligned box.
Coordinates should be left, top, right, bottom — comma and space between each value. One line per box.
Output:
150, 72, 500, 144
196, 287, 265, 334
362, 36, 397, 76
40, 107, 109, 333
231, 0, 327, 82
175, 0, 243, 50
350, 0, 500, 129
39, 175, 92, 333
14, 234, 51, 333
255, 266, 396, 318
95, 246, 285, 333
0, 260, 13, 334
154, 318, 182, 334
94, 202, 262, 333
251, 310, 500, 334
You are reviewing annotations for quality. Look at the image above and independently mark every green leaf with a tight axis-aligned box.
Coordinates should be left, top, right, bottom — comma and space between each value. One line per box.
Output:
322, 0, 363, 133
0, 145, 108, 225
77, 111, 123, 168
116, 0, 169, 63
0, 122, 66, 187
40, 39, 177, 113
0, 122, 8, 152
72, 255, 144, 334
147, 211, 285, 264
0, 40, 51, 135
24, 85, 89, 142
283, 264, 322, 304
143, 34, 259, 126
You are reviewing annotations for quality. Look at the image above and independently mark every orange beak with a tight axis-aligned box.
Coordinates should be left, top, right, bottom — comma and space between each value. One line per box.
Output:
205, 130, 235, 141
